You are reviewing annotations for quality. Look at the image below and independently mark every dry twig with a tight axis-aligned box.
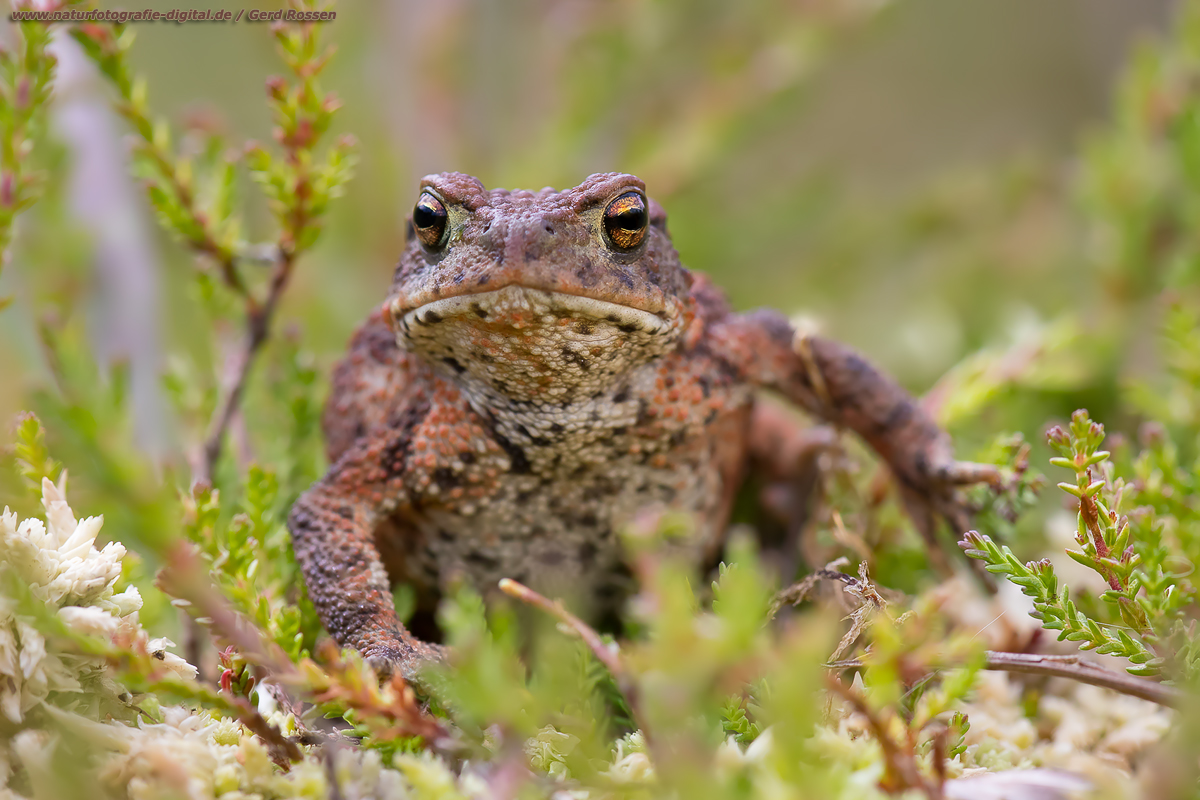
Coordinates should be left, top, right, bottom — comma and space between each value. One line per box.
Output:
200, 248, 293, 481
828, 650, 1183, 708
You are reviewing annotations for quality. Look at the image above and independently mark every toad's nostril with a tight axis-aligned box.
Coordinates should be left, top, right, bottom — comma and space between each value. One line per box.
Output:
543, 222, 555, 235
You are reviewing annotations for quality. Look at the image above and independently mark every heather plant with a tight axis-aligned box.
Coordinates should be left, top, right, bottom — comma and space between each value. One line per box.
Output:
69, 0, 356, 487
962, 321, 1200, 687
0, 3, 61, 306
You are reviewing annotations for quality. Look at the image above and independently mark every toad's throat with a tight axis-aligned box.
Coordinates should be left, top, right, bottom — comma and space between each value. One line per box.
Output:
392, 285, 684, 406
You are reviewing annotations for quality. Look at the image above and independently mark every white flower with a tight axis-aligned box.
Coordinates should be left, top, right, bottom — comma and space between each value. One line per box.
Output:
604, 732, 653, 784
0, 479, 191, 722
526, 725, 581, 778
107, 586, 143, 617
9, 730, 55, 797
0, 479, 449, 800
145, 638, 198, 681
59, 605, 120, 638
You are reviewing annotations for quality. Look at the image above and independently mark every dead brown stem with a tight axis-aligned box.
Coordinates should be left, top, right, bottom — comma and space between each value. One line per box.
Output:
769, 560, 855, 617
199, 250, 294, 482
829, 650, 1183, 708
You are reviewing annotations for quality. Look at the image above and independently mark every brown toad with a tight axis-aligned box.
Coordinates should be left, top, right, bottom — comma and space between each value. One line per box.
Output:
288, 172, 994, 676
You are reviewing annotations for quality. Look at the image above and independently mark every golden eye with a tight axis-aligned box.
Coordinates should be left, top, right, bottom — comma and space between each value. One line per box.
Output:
603, 191, 648, 250
412, 192, 449, 249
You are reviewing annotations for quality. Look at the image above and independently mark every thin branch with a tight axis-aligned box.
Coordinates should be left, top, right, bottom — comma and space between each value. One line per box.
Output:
769, 560, 854, 617
199, 249, 293, 482
981, 650, 1182, 706
828, 650, 1184, 708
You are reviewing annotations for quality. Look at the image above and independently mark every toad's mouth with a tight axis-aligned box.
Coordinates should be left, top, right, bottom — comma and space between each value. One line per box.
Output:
388, 285, 678, 338
387, 285, 684, 402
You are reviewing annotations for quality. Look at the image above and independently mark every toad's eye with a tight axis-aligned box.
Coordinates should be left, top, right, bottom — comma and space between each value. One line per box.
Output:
603, 191, 648, 250
413, 192, 449, 249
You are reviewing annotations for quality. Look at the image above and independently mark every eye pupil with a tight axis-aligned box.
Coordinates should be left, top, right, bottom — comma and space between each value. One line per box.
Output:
413, 204, 437, 228
613, 208, 646, 230
413, 192, 449, 249
604, 191, 648, 250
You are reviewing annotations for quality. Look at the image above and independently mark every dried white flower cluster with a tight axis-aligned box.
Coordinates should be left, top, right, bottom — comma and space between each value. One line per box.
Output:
0, 477, 194, 725
0, 479, 484, 800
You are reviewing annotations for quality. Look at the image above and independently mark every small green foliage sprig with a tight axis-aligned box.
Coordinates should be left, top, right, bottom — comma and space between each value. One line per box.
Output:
1045, 411, 1152, 634
248, 10, 358, 259
962, 409, 1181, 676
69, 9, 359, 291
12, 412, 62, 495
69, 22, 249, 296
0, 1, 66, 305
70, 0, 357, 482
720, 696, 762, 745
181, 466, 321, 662
303, 641, 441, 755
857, 593, 984, 761
960, 532, 1159, 673
0, 8, 55, 244
826, 597, 985, 799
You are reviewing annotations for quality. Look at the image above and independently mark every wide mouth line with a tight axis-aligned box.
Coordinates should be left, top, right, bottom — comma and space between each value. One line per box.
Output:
392, 285, 676, 333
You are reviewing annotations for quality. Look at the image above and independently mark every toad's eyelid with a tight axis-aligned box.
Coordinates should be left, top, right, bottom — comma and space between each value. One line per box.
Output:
612, 189, 645, 205
418, 187, 449, 205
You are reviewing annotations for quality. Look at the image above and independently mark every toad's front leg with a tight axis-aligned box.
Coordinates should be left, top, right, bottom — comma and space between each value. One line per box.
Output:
715, 309, 1000, 551
288, 423, 443, 679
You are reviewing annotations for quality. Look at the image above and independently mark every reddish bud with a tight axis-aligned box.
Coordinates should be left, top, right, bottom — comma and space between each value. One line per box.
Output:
1045, 424, 1069, 449
1139, 421, 1166, 448
181, 105, 227, 136
217, 645, 236, 668
283, 118, 315, 151
77, 23, 113, 47
16, 77, 30, 111
265, 75, 287, 102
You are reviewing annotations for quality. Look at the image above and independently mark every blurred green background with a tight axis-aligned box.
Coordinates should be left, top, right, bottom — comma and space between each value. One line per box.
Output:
0, 0, 1185, 563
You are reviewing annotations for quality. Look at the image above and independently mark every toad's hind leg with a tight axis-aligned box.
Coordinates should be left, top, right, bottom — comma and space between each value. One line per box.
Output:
718, 310, 1001, 577
746, 399, 839, 581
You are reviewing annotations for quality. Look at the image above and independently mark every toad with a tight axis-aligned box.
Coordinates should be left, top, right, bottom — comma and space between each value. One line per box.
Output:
288, 172, 995, 676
